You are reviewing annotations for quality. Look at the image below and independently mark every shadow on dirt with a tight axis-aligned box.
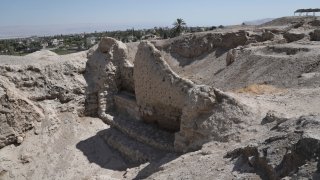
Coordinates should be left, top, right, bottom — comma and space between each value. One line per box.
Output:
76, 128, 179, 178
132, 153, 178, 179
76, 129, 131, 171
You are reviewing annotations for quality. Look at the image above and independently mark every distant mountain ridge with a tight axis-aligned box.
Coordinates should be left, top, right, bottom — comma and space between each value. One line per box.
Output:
0, 22, 166, 39
243, 18, 275, 25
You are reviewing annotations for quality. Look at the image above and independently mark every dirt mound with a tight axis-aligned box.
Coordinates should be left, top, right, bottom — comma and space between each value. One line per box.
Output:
260, 16, 318, 27
175, 43, 320, 91
25, 50, 59, 58
0, 51, 88, 149
161, 31, 248, 59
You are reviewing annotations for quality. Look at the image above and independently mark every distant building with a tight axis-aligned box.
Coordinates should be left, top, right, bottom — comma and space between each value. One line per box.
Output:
80, 33, 85, 38
127, 35, 135, 42
86, 37, 96, 46
190, 27, 205, 32
50, 39, 64, 47
41, 42, 48, 49
26, 36, 39, 46
51, 39, 59, 46
58, 39, 64, 46
30, 36, 40, 42
142, 34, 160, 40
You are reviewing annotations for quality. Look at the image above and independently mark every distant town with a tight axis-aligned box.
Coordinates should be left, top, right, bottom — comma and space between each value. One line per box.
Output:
0, 23, 220, 56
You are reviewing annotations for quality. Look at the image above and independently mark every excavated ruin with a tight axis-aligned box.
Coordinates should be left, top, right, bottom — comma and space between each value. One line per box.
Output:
1, 16, 320, 180
225, 114, 320, 180
83, 37, 256, 156
0, 52, 87, 149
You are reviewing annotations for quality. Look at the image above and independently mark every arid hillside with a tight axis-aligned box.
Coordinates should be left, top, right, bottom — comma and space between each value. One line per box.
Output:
1, 16, 320, 180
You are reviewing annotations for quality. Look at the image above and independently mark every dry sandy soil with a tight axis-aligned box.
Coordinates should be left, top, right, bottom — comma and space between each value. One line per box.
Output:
1, 16, 320, 180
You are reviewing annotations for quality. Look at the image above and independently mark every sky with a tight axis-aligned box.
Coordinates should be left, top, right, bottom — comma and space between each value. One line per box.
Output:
0, 0, 319, 38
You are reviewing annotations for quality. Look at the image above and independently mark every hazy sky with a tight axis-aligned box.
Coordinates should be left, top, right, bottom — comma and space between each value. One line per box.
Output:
0, 0, 319, 37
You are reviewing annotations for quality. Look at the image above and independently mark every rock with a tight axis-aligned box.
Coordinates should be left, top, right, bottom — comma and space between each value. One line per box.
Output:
16, 136, 24, 144
310, 29, 320, 41
261, 110, 287, 125
245, 30, 275, 43
308, 20, 320, 26
0, 168, 7, 177
261, 31, 275, 41
299, 72, 320, 80
19, 154, 32, 164
292, 21, 304, 28
284, 32, 305, 42
226, 49, 237, 66
226, 115, 320, 180
34, 128, 40, 135
88, 175, 120, 180
220, 31, 248, 49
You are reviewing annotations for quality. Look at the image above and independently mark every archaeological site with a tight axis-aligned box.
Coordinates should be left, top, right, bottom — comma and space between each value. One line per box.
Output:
1, 16, 320, 179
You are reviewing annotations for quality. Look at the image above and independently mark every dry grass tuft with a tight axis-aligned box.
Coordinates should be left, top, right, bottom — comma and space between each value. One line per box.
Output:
234, 84, 286, 95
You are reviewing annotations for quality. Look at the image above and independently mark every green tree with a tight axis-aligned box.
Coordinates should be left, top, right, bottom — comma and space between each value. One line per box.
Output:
172, 18, 186, 37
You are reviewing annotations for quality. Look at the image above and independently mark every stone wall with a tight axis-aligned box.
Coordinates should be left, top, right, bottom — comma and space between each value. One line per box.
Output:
134, 42, 194, 131
166, 31, 248, 58
114, 93, 140, 121
85, 37, 134, 118
133, 41, 254, 151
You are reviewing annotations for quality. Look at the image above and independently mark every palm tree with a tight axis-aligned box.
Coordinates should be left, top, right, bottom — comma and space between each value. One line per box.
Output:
172, 18, 186, 37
